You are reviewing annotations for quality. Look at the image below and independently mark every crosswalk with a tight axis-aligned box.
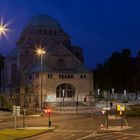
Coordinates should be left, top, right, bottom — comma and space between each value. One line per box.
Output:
84, 132, 140, 140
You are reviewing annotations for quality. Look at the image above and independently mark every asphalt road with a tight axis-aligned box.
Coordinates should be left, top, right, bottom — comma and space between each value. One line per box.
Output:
0, 111, 140, 140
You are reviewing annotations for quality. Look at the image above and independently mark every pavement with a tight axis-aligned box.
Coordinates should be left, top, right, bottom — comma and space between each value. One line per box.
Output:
17, 126, 55, 130
97, 126, 132, 132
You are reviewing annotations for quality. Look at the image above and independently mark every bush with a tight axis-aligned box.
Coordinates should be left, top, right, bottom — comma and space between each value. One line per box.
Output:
0, 107, 12, 111
122, 99, 128, 103
125, 107, 140, 116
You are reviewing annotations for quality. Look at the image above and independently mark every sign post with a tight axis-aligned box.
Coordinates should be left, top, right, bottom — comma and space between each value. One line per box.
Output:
13, 106, 20, 129
117, 104, 126, 128
102, 107, 110, 129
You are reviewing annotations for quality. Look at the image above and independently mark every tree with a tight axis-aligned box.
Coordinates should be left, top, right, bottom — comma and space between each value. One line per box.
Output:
0, 54, 5, 85
94, 48, 140, 92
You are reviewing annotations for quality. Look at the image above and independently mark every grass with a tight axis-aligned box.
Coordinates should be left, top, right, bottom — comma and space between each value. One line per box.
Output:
125, 106, 140, 116
0, 128, 49, 140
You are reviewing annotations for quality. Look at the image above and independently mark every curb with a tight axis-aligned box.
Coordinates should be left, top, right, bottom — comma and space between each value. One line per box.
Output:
15, 127, 55, 140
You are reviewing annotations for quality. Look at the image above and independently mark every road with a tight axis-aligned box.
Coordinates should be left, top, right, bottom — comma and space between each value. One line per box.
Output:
83, 132, 140, 140
0, 111, 140, 140
20, 129, 140, 140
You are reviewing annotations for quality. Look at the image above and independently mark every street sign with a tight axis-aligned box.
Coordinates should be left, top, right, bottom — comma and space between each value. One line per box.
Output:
103, 107, 110, 111
13, 106, 20, 116
120, 106, 125, 111
117, 105, 120, 111
117, 104, 125, 111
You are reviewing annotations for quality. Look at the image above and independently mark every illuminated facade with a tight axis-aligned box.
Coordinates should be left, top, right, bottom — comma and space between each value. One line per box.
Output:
1, 14, 94, 109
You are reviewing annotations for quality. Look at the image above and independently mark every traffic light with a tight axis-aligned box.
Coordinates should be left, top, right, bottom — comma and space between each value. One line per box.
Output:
47, 109, 51, 113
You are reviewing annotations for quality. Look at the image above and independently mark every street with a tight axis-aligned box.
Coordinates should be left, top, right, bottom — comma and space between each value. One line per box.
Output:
0, 111, 140, 140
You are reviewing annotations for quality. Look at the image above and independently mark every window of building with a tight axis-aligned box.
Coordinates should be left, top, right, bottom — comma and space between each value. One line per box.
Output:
80, 75, 86, 79
28, 74, 32, 80
40, 29, 43, 34
11, 64, 17, 83
53, 30, 56, 35
49, 29, 52, 34
35, 73, 39, 79
56, 84, 75, 98
25, 50, 29, 54
57, 58, 64, 67
44, 30, 47, 34
59, 74, 74, 79
48, 74, 52, 79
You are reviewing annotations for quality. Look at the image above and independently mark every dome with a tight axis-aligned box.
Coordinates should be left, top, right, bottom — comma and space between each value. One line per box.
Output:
7, 47, 17, 57
25, 14, 62, 30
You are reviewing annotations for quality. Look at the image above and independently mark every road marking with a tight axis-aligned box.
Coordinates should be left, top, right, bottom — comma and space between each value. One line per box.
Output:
133, 137, 140, 140
76, 133, 97, 140
96, 135, 128, 140
93, 134, 114, 140
64, 134, 76, 139
54, 129, 94, 133
90, 133, 140, 140
115, 132, 140, 137
119, 137, 130, 140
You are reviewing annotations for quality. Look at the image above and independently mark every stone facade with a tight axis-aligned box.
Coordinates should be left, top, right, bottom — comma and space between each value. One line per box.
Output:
1, 14, 94, 109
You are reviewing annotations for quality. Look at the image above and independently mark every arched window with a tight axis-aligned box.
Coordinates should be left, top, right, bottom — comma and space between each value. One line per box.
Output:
56, 84, 75, 98
11, 64, 17, 83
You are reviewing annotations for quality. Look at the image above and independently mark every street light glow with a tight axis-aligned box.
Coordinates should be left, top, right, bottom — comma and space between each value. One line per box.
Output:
36, 48, 46, 56
0, 19, 10, 38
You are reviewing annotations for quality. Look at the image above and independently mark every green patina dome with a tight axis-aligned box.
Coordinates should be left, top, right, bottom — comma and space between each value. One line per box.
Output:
26, 14, 62, 29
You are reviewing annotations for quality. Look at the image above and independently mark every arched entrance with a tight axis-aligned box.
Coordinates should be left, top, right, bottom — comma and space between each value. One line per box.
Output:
56, 83, 75, 98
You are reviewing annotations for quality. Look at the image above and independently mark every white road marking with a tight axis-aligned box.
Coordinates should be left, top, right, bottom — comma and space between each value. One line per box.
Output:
64, 134, 76, 139
54, 129, 94, 133
114, 132, 140, 137
76, 133, 97, 140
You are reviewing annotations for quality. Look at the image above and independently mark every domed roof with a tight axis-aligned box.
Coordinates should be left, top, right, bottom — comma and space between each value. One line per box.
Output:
7, 47, 17, 57
26, 14, 62, 30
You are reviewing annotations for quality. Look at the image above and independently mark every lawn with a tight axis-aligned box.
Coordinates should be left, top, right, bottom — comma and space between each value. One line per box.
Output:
0, 128, 49, 140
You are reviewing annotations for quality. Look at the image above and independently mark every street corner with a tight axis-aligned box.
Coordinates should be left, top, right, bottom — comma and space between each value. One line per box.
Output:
97, 125, 132, 133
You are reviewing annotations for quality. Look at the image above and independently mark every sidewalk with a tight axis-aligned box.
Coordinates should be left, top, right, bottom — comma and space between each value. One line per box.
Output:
98, 126, 131, 132
17, 126, 55, 130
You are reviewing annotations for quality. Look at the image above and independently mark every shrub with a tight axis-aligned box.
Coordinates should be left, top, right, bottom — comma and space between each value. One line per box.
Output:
125, 107, 140, 116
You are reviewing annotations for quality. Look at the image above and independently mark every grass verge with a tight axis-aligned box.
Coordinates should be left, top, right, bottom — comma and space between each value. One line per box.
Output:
125, 106, 140, 116
0, 128, 49, 140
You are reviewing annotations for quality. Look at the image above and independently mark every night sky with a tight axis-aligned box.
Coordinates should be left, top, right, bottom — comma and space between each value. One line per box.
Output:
0, 0, 140, 68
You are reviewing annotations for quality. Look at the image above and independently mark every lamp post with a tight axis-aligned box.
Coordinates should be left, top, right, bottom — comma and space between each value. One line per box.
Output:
97, 88, 100, 103
124, 90, 127, 102
36, 48, 46, 116
76, 94, 79, 113
62, 89, 65, 107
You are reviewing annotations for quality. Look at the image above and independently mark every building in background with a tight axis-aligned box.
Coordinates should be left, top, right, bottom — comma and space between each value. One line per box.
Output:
1, 14, 94, 110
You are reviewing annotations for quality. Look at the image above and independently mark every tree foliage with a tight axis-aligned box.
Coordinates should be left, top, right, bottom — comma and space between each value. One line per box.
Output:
94, 49, 140, 92
0, 54, 5, 85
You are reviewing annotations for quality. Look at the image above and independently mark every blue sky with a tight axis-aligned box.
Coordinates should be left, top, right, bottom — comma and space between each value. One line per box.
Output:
0, 0, 140, 68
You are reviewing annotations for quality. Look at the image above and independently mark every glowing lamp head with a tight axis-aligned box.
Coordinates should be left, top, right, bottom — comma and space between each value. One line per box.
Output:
36, 48, 46, 56
0, 26, 5, 32
0, 18, 10, 38
47, 109, 51, 113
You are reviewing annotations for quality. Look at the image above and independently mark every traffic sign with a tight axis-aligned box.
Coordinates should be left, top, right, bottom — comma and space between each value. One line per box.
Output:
13, 106, 20, 116
117, 104, 125, 111
103, 107, 110, 111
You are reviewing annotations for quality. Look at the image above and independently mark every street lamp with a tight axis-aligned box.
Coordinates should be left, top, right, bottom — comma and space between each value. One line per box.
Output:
97, 88, 100, 103
36, 48, 46, 116
76, 93, 79, 113
124, 90, 127, 100
0, 20, 10, 38
111, 88, 114, 99
62, 89, 65, 107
